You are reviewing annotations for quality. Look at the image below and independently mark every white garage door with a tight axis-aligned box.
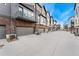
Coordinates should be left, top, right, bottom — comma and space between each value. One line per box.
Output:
16, 27, 34, 36
0, 26, 6, 39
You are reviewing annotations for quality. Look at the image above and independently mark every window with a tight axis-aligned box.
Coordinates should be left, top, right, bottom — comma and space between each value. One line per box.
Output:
28, 11, 31, 17
23, 8, 28, 16
18, 6, 23, 16
43, 18, 46, 25
40, 16, 46, 25
37, 16, 40, 24
18, 6, 34, 18
31, 12, 34, 17
27, 10, 34, 18
19, 6, 23, 12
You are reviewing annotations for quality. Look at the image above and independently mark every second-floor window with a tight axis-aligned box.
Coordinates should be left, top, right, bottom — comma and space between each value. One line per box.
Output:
24, 8, 28, 16
28, 10, 34, 18
19, 7, 23, 12
40, 16, 46, 25
18, 6, 23, 15
37, 15, 40, 24
18, 6, 34, 18
43, 18, 46, 24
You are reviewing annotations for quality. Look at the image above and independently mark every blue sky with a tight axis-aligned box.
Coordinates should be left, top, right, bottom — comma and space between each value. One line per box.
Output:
44, 3, 75, 25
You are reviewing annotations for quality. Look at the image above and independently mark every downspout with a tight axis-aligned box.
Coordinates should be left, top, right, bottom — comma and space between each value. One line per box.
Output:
33, 3, 37, 34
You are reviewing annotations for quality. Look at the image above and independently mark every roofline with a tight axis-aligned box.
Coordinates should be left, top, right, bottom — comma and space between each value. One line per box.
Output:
19, 3, 33, 12
35, 3, 42, 8
74, 3, 76, 10
43, 5, 47, 12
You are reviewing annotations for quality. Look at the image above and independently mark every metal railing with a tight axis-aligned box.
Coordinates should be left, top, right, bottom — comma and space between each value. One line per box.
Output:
16, 11, 36, 22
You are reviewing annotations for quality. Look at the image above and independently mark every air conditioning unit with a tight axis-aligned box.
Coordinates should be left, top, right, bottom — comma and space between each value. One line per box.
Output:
6, 34, 17, 42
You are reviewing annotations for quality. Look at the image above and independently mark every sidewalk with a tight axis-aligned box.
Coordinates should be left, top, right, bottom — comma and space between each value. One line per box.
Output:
0, 39, 8, 45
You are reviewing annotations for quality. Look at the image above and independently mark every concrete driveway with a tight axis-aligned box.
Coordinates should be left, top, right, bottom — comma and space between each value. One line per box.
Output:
0, 31, 79, 56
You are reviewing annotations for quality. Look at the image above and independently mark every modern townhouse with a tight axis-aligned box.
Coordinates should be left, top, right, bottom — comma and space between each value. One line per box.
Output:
0, 3, 37, 41
74, 3, 79, 36
35, 3, 48, 33
34, 3, 43, 33
46, 11, 51, 32
68, 20, 71, 32
50, 16, 54, 31
11, 3, 36, 37
0, 3, 11, 40
41, 5, 48, 32
68, 16, 75, 33
0, 3, 53, 41
46, 12, 50, 26
53, 20, 57, 31
56, 24, 61, 30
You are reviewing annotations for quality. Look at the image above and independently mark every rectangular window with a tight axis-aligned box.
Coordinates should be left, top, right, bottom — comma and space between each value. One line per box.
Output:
31, 12, 34, 17
23, 8, 28, 17
28, 10, 31, 17
41, 16, 44, 24
37, 15, 40, 24
19, 6, 23, 12
18, 6, 23, 16
18, 6, 34, 18
28, 10, 34, 18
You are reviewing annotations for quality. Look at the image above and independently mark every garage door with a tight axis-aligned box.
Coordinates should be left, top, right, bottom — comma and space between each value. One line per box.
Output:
38, 29, 44, 33
16, 27, 34, 36
45, 29, 48, 32
0, 26, 6, 39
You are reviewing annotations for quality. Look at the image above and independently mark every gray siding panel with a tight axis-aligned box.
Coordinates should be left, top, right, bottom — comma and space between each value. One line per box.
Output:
11, 3, 36, 22
11, 3, 18, 18
0, 3, 11, 17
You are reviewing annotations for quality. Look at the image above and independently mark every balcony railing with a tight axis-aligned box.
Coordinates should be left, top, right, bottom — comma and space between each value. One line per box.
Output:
15, 11, 36, 22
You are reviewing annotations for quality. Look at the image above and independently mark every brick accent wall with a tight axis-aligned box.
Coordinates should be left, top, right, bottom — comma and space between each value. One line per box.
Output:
15, 19, 48, 32
15, 19, 36, 28
0, 16, 11, 34
36, 24, 48, 29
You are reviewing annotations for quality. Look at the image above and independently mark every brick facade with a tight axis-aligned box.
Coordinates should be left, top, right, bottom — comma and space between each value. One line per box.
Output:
15, 19, 36, 28
0, 16, 11, 34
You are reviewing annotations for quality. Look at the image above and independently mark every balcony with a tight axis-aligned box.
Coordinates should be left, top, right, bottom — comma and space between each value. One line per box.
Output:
15, 11, 36, 23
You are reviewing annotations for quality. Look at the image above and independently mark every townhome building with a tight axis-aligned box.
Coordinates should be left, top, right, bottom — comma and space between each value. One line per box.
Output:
53, 20, 57, 31
0, 3, 11, 39
74, 3, 79, 36
0, 3, 53, 41
68, 16, 75, 33
46, 11, 50, 27
50, 16, 54, 31
46, 11, 51, 32
34, 3, 43, 33
35, 3, 48, 33
41, 5, 48, 32
68, 19, 72, 32
11, 3, 36, 37
0, 3, 36, 41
